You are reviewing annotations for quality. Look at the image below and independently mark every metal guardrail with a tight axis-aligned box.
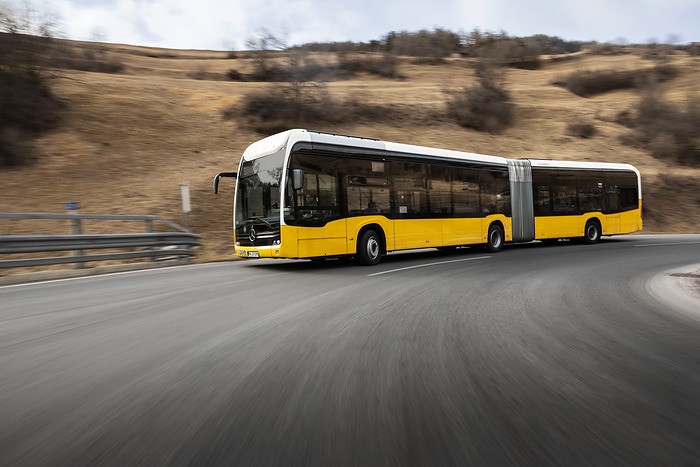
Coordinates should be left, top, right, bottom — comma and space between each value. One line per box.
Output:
0, 213, 200, 269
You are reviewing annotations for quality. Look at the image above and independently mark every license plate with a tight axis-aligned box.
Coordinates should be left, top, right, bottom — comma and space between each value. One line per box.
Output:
247, 251, 260, 258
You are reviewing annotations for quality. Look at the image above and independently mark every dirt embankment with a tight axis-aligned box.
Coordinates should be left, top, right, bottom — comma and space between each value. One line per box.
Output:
1, 43, 699, 269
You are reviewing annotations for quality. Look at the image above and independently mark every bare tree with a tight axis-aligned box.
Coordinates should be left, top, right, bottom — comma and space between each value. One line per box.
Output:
1, 0, 61, 75
245, 27, 287, 80
0, 0, 62, 165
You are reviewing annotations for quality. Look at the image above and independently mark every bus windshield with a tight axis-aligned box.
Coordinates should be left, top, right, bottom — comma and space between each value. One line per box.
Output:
234, 149, 284, 229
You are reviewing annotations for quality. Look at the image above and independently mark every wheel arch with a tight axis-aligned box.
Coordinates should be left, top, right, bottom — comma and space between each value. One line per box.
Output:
356, 223, 386, 255
583, 216, 603, 244
488, 219, 505, 238
485, 221, 506, 252
582, 214, 603, 235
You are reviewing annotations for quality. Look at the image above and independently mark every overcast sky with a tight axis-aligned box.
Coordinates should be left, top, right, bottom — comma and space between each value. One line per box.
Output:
29, 0, 700, 50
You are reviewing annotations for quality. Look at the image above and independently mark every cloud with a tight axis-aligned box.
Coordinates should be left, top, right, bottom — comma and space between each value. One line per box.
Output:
53, 0, 247, 49
47, 0, 699, 50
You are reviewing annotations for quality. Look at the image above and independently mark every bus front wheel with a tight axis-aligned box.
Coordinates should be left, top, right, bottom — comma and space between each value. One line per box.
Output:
357, 229, 382, 266
485, 224, 504, 253
583, 220, 601, 244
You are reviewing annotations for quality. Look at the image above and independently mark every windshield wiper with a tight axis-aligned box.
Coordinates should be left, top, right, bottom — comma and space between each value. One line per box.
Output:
248, 216, 275, 228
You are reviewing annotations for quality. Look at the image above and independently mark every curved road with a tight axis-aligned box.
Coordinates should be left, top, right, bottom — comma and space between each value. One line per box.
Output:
1, 235, 699, 465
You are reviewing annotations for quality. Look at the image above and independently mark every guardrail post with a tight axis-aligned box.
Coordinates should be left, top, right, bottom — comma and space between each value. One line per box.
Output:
180, 182, 191, 229
145, 218, 155, 262
65, 202, 85, 269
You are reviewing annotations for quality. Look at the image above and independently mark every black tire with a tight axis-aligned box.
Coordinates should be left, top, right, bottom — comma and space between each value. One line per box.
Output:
357, 229, 382, 265
485, 224, 504, 253
583, 220, 601, 244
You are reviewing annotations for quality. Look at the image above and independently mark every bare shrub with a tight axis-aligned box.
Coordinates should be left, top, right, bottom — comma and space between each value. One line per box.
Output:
46, 40, 127, 74
229, 87, 396, 134
0, 69, 60, 130
566, 121, 597, 138
249, 62, 289, 82
188, 65, 225, 81
1, 3, 63, 165
337, 52, 402, 79
622, 88, 700, 165
614, 110, 635, 127
74, 47, 125, 73
232, 88, 345, 133
637, 43, 674, 61
556, 65, 678, 97
477, 38, 542, 69
653, 64, 679, 81
0, 127, 36, 166
411, 56, 446, 65
445, 61, 514, 133
387, 28, 460, 60
584, 44, 628, 55
227, 69, 243, 81
562, 69, 636, 97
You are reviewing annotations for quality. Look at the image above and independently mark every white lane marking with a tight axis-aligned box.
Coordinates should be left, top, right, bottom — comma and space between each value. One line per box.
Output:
635, 241, 700, 247
368, 256, 491, 277
0, 264, 199, 289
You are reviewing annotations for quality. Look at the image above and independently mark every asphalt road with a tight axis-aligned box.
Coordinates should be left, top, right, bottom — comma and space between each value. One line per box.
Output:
1, 235, 699, 465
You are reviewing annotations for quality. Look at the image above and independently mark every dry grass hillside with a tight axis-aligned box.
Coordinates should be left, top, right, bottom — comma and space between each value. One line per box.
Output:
1, 41, 699, 266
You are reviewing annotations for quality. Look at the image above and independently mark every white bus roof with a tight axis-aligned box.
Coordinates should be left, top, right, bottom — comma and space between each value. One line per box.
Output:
242, 129, 508, 166
242, 130, 639, 174
527, 158, 640, 174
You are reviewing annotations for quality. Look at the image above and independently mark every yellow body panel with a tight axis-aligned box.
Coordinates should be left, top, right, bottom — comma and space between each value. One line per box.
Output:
484, 215, 512, 242
345, 216, 395, 253
535, 215, 581, 239
440, 218, 483, 246
534, 209, 642, 239
235, 209, 641, 259
393, 219, 442, 250
296, 220, 348, 257
620, 209, 643, 233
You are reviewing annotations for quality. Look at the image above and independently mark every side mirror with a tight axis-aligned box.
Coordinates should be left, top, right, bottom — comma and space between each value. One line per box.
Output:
292, 169, 304, 191
213, 172, 237, 194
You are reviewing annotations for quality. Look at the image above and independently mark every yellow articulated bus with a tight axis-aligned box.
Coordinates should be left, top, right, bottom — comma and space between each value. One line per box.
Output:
214, 129, 642, 265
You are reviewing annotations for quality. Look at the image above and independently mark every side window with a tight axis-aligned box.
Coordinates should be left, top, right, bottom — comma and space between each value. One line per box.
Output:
393, 162, 428, 217
604, 173, 621, 213
428, 165, 452, 215
453, 167, 480, 217
484, 168, 510, 216
297, 172, 339, 222
286, 153, 340, 225
532, 169, 553, 216
302, 173, 337, 207
604, 172, 638, 213
577, 172, 604, 214
345, 159, 390, 215
620, 187, 638, 211
551, 174, 577, 214
536, 186, 552, 215
619, 172, 639, 211
347, 177, 390, 215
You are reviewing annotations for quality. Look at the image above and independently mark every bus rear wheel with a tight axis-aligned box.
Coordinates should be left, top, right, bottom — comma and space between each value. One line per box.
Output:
485, 224, 504, 253
357, 229, 382, 266
583, 220, 601, 244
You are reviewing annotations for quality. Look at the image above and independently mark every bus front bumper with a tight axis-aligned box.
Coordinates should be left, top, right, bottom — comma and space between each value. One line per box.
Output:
237, 246, 281, 258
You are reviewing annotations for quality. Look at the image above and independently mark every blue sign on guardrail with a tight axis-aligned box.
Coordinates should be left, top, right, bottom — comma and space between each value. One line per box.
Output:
64, 202, 80, 211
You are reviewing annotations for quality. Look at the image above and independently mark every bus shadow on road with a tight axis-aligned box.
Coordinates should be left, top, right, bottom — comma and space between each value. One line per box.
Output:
241, 237, 637, 273
242, 246, 489, 272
